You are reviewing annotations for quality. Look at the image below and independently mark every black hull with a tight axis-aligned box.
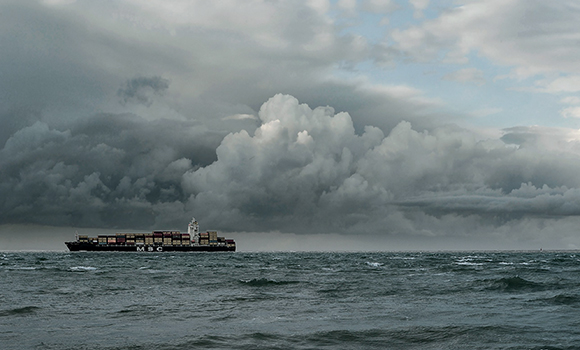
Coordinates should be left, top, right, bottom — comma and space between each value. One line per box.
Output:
66, 242, 235, 252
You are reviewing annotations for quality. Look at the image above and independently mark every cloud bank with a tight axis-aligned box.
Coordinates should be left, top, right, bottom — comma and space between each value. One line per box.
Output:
183, 95, 580, 243
3, 0, 580, 249
4, 92, 580, 248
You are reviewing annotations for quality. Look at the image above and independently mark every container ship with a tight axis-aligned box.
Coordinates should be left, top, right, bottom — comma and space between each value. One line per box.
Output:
65, 218, 235, 252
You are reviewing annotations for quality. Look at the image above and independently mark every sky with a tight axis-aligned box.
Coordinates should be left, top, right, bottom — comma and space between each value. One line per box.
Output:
2, 0, 580, 251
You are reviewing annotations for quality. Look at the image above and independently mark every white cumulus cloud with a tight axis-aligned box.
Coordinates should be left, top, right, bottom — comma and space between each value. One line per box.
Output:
178, 94, 580, 243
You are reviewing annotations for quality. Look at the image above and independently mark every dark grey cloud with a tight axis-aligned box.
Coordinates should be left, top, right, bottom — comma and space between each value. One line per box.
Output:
0, 111, 222, 229
0, 0, 451, 139
0, 107, 42, 147
2, 1, 580, 249
118, 76, 170, 106
0, 2, 118, 114
2, 88, 580, 245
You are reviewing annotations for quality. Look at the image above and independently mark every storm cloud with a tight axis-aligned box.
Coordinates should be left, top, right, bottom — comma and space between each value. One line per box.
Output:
3, 1, 580, 249
0, 110, 221, 229
4, 92, 580, 248
182, 95, 580, 236
118, 76, 170, 106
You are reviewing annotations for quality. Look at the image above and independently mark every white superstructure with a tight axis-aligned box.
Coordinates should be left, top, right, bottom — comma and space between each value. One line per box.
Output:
188, 217, 200, 244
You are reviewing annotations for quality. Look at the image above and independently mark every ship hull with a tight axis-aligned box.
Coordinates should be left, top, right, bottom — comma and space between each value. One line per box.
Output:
66, 242, 235, 252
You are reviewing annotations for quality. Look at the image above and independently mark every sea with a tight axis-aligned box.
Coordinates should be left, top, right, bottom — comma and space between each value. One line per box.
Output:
1, 251, 580, 350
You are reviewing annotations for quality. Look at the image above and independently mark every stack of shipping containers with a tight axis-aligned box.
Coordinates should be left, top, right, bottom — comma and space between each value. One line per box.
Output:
91, 232, 194, 246
199, 232, 209, 245
154, 232, 163, 245
126, 234, 135, 245
75, 229, 231, 249
163, 232, 172, 246
172, 232, 181, 245
115, 234, 126, 245
208, 231, 218, 246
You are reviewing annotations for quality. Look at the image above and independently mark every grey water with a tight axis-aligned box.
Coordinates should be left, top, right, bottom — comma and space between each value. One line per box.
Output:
1, 251, 580, 349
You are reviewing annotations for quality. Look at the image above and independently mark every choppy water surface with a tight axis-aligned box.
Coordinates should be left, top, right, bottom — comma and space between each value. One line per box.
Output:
1, 251, 580, 349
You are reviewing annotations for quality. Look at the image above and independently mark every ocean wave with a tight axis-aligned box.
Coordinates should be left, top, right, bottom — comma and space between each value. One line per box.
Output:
454, 257, 487, 266
5, 266, 37, 270
321, 267, 336, 272
485, 276, 547, 292
239, 278, 300, 287
455, 261, 484, 266
4, 251, 580, 350
137, 267, 166, 274
533, 294, 580, 306
0, 306, 41, 317
69, 266, 97, 271
389, 256, 416, 260
110, 305, 158, 319
169, 325, 530, 350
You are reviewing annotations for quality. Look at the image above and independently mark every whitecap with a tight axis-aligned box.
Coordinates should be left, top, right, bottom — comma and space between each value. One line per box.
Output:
141, 269, 164, 273
70, 266, 97, 271
455, 262, 483, 266
366, 262, 383, 267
